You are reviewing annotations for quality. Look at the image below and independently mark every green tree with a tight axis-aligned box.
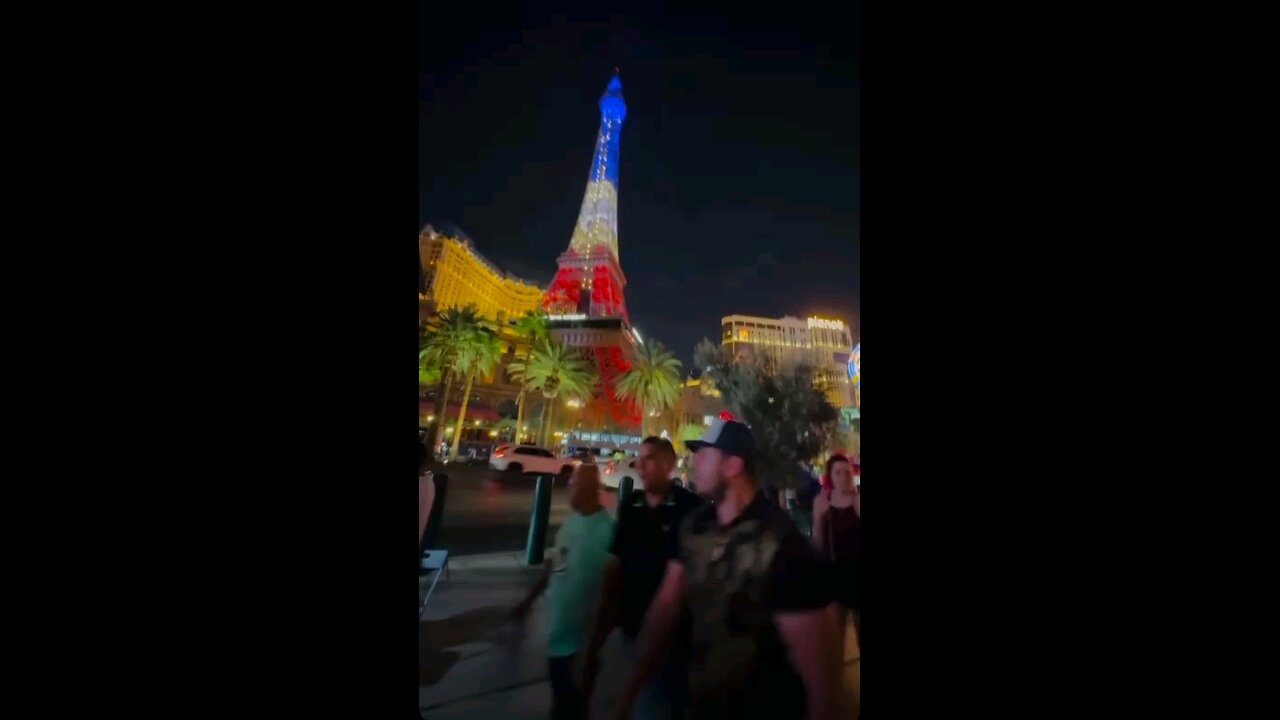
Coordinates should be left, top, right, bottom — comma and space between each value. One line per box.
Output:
615, 340, 683, 437
418, 345, 442, 385
448, 324, 504, 461
517, 340, 596, 447
694, 338, 838, 493
508, 311, 549, 444
421, 306, 486, 452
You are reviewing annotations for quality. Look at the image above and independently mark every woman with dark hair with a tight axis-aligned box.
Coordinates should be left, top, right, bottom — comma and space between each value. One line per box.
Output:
813, 454, 861, 646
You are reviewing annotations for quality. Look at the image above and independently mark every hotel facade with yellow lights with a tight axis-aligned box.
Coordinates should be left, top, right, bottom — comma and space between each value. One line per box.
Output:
419, 224, 542, 325
721, 313, 858, 409
418, 224, 546, 447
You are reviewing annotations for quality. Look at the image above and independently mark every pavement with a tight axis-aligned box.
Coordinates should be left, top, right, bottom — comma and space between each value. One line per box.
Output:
419, 551, 861, 719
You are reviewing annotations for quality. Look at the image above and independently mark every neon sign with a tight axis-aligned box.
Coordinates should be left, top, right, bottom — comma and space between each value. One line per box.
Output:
848, 343, 860, 388
807, 317, 844, 331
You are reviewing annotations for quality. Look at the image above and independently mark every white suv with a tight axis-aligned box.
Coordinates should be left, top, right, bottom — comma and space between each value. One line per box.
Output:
489, 444, 577, 477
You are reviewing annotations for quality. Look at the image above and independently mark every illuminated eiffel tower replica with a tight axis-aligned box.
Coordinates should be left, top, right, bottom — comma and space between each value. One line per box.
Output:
542, 73, 642, 430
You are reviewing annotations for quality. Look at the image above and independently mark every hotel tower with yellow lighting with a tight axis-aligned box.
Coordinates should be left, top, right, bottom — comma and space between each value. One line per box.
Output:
721, 314, 857, 409
419, 224, 542, 325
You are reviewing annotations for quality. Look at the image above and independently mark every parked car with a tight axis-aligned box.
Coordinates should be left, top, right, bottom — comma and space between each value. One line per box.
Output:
601, 457, 682, 491
489, 444, 577, 477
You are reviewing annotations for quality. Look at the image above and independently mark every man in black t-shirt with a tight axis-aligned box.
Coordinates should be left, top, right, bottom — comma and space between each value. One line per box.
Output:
613, 419, 842, 720
581, 436, 703, 718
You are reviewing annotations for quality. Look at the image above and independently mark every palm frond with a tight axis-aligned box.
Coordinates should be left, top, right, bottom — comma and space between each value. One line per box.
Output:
419, 305, 501, 381
615, 339, 684, 414
520, 340, 597, 400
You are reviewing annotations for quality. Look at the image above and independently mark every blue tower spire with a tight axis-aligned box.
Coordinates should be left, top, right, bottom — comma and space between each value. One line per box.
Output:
591, 74, 626, 185
568, 73, 626, 258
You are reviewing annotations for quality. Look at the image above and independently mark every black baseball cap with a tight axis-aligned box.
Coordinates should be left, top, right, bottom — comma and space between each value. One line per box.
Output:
685, 417, 757, 460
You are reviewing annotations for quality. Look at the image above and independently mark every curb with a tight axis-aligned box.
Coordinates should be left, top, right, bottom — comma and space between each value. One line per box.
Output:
447, 551, 536, 571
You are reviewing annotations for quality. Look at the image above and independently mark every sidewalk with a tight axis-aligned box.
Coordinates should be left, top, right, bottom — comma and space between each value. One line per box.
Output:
420, 551, 860, 719
419, 551, 551, 719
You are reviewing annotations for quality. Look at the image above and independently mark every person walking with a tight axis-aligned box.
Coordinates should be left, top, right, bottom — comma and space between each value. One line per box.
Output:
614, 419, 843, 720
511, 464, 614, 720
813, 454, 861, 649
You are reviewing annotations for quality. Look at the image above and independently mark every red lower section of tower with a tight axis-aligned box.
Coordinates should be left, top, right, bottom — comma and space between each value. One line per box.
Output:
542, 262, 628, 322
585, 345, 641, 428
542, 253, 638, 430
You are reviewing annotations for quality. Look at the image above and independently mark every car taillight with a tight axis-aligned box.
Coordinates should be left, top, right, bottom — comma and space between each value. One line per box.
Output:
494, 450, 505, 458
606, 461, 615, 473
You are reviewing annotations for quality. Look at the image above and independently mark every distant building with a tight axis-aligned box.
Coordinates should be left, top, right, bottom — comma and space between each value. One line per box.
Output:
419, 224, 542, 326
721, 313, 857, 410
674, 375, 726, 430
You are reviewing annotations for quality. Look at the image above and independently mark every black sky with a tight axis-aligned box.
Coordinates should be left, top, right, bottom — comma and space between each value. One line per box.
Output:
420, 6, 860, 366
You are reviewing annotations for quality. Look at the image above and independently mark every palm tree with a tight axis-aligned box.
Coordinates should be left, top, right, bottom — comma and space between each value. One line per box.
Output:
419, 340, 443, 385
506, 359, 532, 444
421, 306, 486, 452
509, 311, 549, 444
615, 340, 683, 437
448, 324, 504, 461
518, 340, 597, 447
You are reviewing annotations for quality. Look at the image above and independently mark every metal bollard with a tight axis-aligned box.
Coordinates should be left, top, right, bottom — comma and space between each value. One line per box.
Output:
421, 473, 448, 575
618, 476, 634, 506
525, 473, 554, 566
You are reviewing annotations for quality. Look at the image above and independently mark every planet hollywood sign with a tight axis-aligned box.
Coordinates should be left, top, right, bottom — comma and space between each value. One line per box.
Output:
807, 317, 845, 331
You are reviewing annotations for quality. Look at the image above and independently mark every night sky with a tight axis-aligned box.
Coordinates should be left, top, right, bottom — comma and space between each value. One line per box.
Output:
420, 7, 860, 367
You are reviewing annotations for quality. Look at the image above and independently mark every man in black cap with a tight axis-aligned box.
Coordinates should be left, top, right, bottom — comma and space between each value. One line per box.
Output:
612, 419, 843, 720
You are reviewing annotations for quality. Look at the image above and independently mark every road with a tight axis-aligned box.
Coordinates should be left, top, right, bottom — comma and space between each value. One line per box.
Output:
426, 460, 619, 556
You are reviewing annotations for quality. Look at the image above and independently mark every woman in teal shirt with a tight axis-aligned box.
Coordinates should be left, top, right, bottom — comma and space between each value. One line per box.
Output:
511, 464, 614, 720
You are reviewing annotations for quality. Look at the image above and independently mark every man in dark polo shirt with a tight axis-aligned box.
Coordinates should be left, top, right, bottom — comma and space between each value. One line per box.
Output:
612, 419, 843, 720
581, 436, 703, 719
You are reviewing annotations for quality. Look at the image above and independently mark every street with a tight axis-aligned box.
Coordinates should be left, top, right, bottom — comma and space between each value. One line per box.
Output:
426, 461, 619, 556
